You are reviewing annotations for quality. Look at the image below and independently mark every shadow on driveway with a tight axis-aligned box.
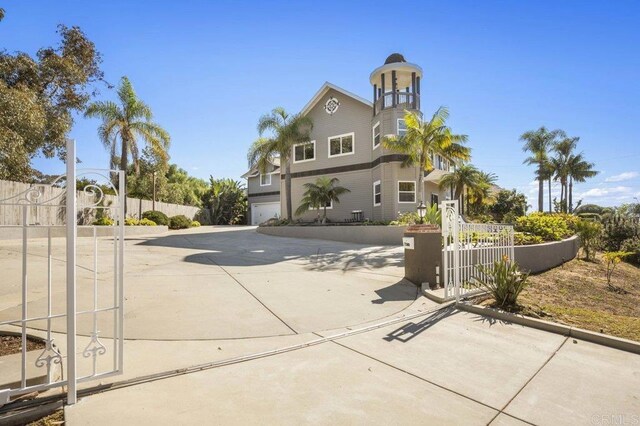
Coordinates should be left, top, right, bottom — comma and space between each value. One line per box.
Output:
383, 306, 458, 343
136, 227, 405, 273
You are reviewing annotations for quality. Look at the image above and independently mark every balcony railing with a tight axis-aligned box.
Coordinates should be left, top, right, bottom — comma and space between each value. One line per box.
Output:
374, 91, 420, 115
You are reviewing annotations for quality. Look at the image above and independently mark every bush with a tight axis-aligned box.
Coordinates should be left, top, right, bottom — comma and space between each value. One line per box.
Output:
389, 211, 420, 226
190, 220, 201, 227
138, 218, 157, 226
473, 257, 530, 308
142, 210, 169, 226
124, 217, 139, 226
514, 232, 543, 246
490, 189, 527, 222
601, 214, 639, 251
575, 219, 602, 261
621, 237, 640, 265
93, 217, 114, 226
169, 215, 192, 230
514, 213, 577, 242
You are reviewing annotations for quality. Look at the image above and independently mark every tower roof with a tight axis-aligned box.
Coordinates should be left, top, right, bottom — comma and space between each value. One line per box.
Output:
384, 53, 406, 64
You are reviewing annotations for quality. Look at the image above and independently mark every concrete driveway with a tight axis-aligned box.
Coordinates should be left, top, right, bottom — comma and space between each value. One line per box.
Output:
0, 226, 415, 340
1, 226, 638, 424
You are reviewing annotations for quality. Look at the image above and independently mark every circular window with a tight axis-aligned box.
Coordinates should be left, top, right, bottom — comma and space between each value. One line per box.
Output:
324, 97, 340, 115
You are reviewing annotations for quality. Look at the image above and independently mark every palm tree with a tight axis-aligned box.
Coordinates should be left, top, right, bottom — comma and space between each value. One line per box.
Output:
468, 171, 498, 215
550, 137, 579, 212
383, 107, 470, 205
438, 164, 480, 215
295, 177, 350, 224
567, 154, 598, 213
521, 127, 565, 212
248, 108, 312, 220
84, 77, 170, 205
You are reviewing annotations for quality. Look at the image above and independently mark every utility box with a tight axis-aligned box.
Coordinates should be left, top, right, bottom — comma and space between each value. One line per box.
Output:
403, 224, 442, 289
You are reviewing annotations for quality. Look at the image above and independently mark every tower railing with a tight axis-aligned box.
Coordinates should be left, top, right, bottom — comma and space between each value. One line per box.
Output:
374, 92, 420, 115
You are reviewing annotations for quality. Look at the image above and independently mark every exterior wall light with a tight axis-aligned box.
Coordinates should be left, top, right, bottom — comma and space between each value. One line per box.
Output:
417, 201, 427, 224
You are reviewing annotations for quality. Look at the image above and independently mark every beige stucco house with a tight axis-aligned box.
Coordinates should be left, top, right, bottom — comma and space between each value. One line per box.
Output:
245, 54, 454, 225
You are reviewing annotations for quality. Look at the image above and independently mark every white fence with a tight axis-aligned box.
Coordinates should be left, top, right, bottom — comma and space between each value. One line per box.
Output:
441, 200, 515, 301
0, 179, 201, 226
0, 141, 125, 406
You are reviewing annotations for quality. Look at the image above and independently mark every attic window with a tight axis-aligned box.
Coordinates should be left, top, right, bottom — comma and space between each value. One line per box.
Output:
324, 97, 340, 115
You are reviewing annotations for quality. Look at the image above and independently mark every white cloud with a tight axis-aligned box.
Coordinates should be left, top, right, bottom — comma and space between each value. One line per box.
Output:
577, 186, 632, 198
605, 171, 639, 182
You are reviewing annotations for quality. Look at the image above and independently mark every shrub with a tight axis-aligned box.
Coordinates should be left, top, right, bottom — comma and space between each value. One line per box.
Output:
142, 210, 169, 226
575, 219, 602, 261
514, 232, 543, 246
603, 251, 633, 291
601, 213, 639, 251
138, 218, 157, 226
93, 217, 114, 226
190, 220, 201, 227
489, 189, 527, 222
389, 211, 420, 226
169, 215, 191, 230
124, 217, 139, 226
260, 218, 290, 227
514, 213, 576, 242
473, 257, 529, 308
620, 237, 640, 266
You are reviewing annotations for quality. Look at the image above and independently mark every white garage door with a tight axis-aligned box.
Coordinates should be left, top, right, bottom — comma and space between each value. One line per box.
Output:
251, 202, 280, 225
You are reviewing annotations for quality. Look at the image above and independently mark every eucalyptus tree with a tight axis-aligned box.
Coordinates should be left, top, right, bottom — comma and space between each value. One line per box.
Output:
521, 127, 565, 212
0, 24, 103, 181
295, 177, 350, 224
384, 107, 470, 205
84, 76, 170, 203
247, 107, 313, 219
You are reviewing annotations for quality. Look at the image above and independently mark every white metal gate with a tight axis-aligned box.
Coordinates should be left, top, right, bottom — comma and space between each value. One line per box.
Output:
441, 200, 514, 302
0, 140, 124, 406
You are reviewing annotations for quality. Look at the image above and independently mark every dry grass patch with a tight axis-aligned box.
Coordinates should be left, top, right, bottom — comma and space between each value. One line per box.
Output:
517, 254, 640, 341
0, 334, 45, 356
28, 409, 64, 426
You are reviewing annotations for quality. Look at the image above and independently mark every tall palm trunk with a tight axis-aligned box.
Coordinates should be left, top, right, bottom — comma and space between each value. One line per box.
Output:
284, 161, 292, 220
568, 176, 573, 213
120, 135, 128, 215
547, 178, 551, 213
538, 166, 544, 212
418, 166, 426, 204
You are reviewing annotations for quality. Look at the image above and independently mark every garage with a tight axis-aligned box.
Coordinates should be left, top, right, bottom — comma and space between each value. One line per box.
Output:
251, 202, 280, 225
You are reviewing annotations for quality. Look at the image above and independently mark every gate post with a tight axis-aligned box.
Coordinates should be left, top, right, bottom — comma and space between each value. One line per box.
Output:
65, 139, 77, 405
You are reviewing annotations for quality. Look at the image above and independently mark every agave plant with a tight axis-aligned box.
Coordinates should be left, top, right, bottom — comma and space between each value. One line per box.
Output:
473, 257, 529, 308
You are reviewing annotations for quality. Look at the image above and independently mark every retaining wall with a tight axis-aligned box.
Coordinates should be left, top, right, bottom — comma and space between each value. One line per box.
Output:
257, 225, 407, 246
514, 235, 580, 273
258, 224, 580, 274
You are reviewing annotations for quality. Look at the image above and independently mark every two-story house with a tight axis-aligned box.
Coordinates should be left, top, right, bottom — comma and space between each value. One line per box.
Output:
245, 54, 454, 225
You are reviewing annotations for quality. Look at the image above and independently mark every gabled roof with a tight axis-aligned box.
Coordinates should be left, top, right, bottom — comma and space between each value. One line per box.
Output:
242, 157, 280, 179
299, 82, 372, 116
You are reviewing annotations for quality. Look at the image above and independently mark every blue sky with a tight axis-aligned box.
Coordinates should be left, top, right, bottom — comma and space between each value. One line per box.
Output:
2, 0, 639, 207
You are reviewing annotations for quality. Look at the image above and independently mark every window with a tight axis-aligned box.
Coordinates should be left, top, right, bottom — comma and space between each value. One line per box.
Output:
328, 132, 354, 157
310, 200, 333, 210
260, 173, 271, 186
373, 180, 381, 206
293, 141, 315, 163
397, 119, 407, 137
398, 181, 416, 203
430, 193, 439, 207
372, 122, 381, 149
